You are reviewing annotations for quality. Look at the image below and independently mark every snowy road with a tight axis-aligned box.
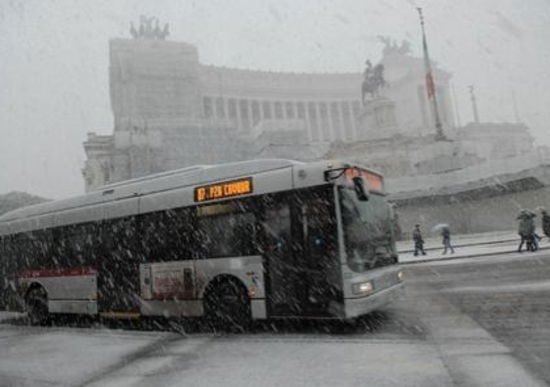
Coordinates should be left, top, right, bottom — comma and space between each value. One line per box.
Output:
407, 249, 550, 385
1, 250, 550, 386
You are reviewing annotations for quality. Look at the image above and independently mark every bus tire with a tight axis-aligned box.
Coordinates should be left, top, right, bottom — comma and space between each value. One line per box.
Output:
26, 286, 49, 326
204, 278, 251, 333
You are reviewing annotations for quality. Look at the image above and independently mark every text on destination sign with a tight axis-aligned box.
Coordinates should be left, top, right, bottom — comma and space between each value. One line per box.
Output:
194, 177, 253, 202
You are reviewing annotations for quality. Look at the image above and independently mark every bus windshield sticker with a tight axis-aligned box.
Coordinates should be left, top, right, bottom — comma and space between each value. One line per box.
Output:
194, 177, 253, 202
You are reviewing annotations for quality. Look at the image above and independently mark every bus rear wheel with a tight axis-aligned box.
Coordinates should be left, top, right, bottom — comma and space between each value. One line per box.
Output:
204, 279, 251, 333
26, 287, 49, 326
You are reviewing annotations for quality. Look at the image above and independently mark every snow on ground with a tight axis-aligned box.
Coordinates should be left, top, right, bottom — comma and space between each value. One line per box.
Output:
1, 233, 549, 386
85, 336, 453, 387
398, 233, 550, 264
1, 296, 547, 387
0, 325, 171, 386
0, 324, 454, 387
444, 279, 550, 293
0, 311, 24, 322
396, 230, 519, 252
406, 291, 547, 387
410, 248, 549, 268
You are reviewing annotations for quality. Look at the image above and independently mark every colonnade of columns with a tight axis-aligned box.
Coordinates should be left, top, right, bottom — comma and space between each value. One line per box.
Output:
203, 96, 363, 142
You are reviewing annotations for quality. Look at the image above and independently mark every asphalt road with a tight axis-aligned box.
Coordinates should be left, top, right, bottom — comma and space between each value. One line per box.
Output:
1, 250, 550, 386
403, 249, 550, 385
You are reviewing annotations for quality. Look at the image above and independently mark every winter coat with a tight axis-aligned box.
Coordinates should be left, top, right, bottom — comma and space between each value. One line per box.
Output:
543, 213, 550, 237
518, 217, 535, 237
413, 229, 423, 243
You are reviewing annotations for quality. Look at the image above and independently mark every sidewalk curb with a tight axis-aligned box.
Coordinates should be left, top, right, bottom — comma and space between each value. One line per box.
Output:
398, 238, 518, 255
399, 245, 550, 265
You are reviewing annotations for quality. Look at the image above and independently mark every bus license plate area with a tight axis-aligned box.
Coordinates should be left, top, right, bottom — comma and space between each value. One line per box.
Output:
372, 270, 400, 292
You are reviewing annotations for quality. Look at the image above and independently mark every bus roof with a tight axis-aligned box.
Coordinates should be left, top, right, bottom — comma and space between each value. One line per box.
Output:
0, 159, 379, 234
0, 159, 302, 224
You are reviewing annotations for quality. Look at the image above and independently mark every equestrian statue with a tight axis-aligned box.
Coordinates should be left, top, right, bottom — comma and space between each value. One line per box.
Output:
361, 60, 388, 105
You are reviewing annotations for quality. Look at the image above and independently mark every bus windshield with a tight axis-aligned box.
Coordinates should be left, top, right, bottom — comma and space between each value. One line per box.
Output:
339, 187, 397, 272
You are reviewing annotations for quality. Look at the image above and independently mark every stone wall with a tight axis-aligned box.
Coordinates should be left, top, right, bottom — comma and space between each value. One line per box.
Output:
394, 185, 550, 239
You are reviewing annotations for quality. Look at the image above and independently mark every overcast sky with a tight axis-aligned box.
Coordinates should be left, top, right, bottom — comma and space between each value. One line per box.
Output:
1, 0, 549, 199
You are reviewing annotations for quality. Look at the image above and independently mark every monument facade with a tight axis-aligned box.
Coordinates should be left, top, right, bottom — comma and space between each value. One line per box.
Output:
83, 23, 550, 235
83, 29, 457, 190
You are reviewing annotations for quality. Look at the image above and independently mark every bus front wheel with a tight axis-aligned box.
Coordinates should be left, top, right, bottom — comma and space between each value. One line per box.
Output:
26, 287, 49, 326
204, 279, 251, 333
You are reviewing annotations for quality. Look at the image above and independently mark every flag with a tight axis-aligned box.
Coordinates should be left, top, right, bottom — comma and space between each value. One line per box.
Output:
426, 73, 435, 98
418, 7, 445, 139
422, 32, 435, 98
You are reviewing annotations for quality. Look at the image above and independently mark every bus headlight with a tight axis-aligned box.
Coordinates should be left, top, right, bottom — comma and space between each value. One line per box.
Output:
352, 281, 373, 295
398, 271, 404, 282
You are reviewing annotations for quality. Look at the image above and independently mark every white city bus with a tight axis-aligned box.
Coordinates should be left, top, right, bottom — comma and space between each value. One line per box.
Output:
0, 159, 403, 327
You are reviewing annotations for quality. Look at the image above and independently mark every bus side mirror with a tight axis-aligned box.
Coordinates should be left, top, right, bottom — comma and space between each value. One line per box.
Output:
352, 176, 369, 201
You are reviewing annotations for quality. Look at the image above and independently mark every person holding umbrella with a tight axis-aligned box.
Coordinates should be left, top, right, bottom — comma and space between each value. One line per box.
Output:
431, 223, 454, 255
517, 209, 537, 252
441, 225, 454, 254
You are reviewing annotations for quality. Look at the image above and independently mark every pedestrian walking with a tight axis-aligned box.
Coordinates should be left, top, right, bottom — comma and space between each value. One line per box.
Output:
542, 209, 550, 240
441, 226, 454, 254
413, 224, 426, 256
517, 209, 536, 252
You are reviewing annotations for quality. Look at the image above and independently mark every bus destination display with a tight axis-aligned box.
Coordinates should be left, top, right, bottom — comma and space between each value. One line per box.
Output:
194, 177, 253, 202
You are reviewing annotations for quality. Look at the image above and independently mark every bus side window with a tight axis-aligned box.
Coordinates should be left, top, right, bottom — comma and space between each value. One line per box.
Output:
139, 212, 165, 262
164, 208, 195, 261
0, 236, 5, 308
51, 227, 64, 268
65, 224, 96, 268
1, 236, 19, 310
112, 217, 137, 259
196, 201, 259, 258
16, 234, 32, 270
139, 208, 196, 263
28, 229, 52, 270
3, 236, 15, 274
261, 202, 291, 255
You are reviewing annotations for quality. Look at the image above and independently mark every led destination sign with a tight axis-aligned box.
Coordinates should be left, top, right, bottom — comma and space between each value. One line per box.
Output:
194, 177, 253, 202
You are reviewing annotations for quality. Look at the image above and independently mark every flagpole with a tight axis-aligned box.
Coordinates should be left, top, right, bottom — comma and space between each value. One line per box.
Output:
417, 7, 446, 141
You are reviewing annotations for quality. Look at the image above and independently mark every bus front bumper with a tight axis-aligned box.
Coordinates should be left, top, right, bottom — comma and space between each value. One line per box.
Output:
343, 283, 404, 319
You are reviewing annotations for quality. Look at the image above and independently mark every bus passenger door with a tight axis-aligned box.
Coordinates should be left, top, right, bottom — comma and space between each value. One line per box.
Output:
263, 190, 340, 318
262, 198, 301, 316
97, 217, 141, 314
292, 188, 341, 317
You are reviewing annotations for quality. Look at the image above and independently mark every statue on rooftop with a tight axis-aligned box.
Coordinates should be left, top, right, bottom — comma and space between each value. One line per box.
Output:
130, 16, 170, 40
377, 36, 411, 56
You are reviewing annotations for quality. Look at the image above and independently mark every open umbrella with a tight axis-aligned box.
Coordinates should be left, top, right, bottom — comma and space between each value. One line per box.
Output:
517, 209, 536, 219
431, 223, 449, 233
